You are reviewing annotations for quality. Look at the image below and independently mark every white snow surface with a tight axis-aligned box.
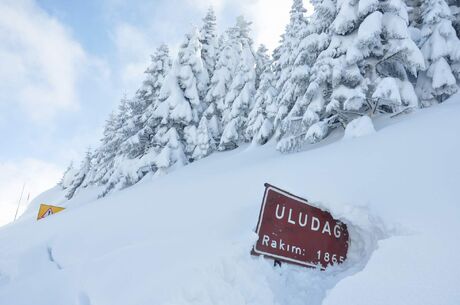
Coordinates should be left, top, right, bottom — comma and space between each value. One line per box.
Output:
344, 115, 376, 139
1, 95, 460, 305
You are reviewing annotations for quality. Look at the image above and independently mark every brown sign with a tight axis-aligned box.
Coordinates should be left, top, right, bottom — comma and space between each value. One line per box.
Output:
252, 184, 349, 269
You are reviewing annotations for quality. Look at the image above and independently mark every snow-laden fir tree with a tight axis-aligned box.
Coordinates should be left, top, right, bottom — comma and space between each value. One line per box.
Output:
297, 0, 339, 139
272, 0, 309, 135
192, 116, 215, 160
255, 44, 271, 90
82, 113, 117, 191
155, 127, 187, 175
98, 96, 146, 196
155, 27, 209, 170
87, 97, 132, 192
245, 60, 278, 145
66, 150, 92, 200
92, 46, 173, 197
127, 45, 172, 159
275, 0, 338, 152
338, 0, 424, 111
219, 16, 256, 151
416, 0, 460, 105
59, 162, 76, 190
200, 7, 218, 79
203, 32, 240, 144
283, 0, 424, 149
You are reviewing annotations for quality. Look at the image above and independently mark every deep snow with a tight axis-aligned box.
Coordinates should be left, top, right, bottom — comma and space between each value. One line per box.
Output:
1, 95, 460, 305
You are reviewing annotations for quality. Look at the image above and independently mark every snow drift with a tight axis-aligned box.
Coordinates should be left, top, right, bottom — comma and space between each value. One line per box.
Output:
1, 96, 460, 305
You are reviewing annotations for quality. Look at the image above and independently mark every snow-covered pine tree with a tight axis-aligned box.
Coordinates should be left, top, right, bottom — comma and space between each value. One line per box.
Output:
416, 0, 460, 105
272, 0, 308, 134
97, 96, 145, 196
289, 0, 339, 149
255, 44, 271, 90
83, 112, 118, 190
95, 46, 174, 196
268, 43, 286, 134
66, 150, 92, 200
155, 27, 209, 170
287, 0, 424, 148
200, 7, 218, 80
219, 16, 256, 151
192, 116, 215, 160
155, 127, 187, 175
203, 32, 240, 144
59, 162, 75, 190
345, 0, 424, 110
276, 0, 335, 152
82, 95, 139, 198
245, 60, 278, 145
129, 45, 172, 159
121, 96, 146, 159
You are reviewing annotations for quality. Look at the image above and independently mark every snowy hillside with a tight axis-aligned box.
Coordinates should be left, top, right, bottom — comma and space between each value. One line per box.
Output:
1, 95, 459, 305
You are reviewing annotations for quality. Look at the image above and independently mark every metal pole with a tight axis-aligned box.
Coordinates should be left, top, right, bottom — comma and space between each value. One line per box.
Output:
14, 183, 25, 222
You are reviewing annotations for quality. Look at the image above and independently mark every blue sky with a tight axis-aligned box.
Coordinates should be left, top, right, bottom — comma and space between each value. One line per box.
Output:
0, 0, 303, 225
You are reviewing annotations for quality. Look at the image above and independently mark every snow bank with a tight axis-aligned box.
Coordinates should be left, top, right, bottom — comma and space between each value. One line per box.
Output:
344, 115, 376, 139
1, 96, 460, 305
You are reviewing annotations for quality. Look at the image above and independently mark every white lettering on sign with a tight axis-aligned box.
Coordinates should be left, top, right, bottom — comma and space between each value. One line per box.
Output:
312, 217, 320, 231
275, 204, 343, 238
317, 250, 345, 264
262, 235, 306, 256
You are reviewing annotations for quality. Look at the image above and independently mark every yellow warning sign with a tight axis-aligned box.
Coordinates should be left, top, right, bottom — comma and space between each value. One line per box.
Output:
37, 204, 65, 220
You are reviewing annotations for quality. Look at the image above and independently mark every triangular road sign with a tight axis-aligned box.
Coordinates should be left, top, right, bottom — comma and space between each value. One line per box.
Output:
37, 204, 65, 220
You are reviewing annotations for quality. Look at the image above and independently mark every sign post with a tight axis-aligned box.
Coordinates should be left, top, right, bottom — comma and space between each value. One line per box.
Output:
37, 204, 65, 220
252, 184, 349, 269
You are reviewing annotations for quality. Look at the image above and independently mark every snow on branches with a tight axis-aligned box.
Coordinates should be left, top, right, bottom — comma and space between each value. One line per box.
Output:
65, 0, 460, 199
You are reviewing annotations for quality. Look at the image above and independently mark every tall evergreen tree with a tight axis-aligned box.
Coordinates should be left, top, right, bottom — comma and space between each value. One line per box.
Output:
309, 0, 422, 146
272, 0, 309, 134
277, 0, 338, 152
200, 7, 218, 79
155, 28, 209, 169
416, 0, 460, 105
219, 16, 256, 151
276, 0, 336, 152
246, 62, 278, 145
204, 33, 239, 144
89, 98, 131, 190
255, 44, 271, 90
59, 162, 75, 190
95, 46, 174, 196
97, 96, 141, 195
130, 45, 172, 158
66, 150, 92, 200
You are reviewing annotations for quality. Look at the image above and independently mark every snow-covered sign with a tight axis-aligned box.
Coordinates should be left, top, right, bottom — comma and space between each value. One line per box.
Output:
252, 184, 349, 269
37, 204, 65, 220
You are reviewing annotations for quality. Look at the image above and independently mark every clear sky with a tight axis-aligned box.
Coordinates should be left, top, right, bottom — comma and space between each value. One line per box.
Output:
0, 0, 312, 225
